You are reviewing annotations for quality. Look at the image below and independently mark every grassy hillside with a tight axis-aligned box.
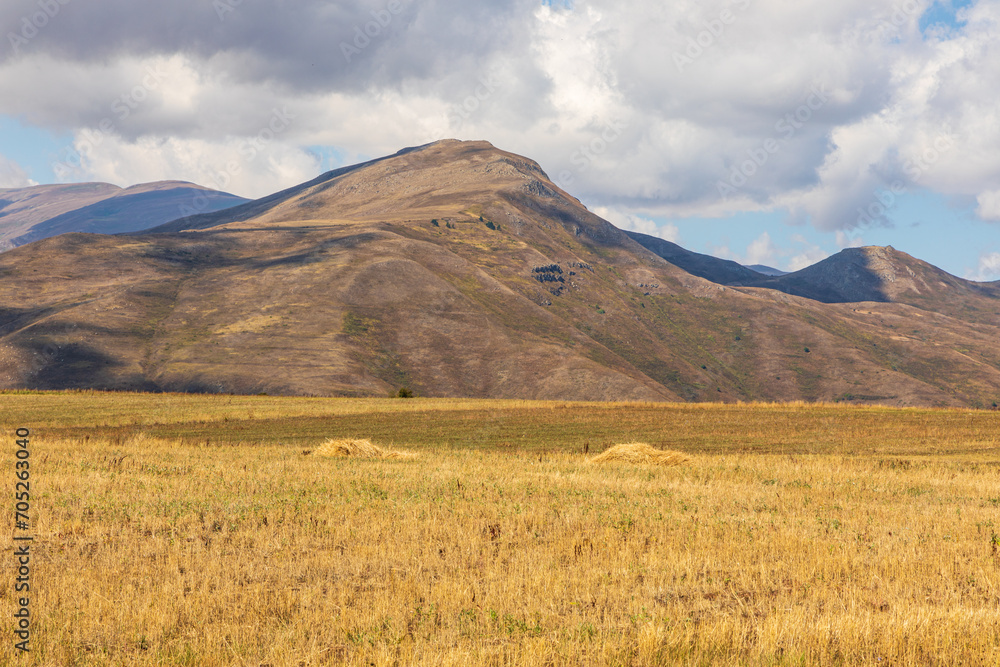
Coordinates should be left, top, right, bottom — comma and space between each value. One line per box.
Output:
1, 394, 998, 665
6, 390, 1000, 454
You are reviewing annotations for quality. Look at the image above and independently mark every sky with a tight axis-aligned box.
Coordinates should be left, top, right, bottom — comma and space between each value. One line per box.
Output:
1, 0, 999, 280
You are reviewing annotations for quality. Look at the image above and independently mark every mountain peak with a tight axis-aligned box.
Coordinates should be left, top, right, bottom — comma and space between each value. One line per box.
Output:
148, 139, 592, 239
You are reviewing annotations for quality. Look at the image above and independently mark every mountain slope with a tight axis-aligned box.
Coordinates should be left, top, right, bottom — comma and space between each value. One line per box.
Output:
0, 181, 249, 250
2, 140, 1000, 407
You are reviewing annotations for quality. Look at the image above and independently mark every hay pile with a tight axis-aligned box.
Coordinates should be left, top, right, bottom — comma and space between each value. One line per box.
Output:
589, 442, 690, 466
312, 438, 416, 460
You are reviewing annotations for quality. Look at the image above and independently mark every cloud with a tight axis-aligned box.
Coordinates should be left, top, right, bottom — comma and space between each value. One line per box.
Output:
712, 231, 828, 271
744, 232, 779, 266
976, 190, 1000, 221
836, 230, 866, 248
0, 153, 34, 188
2, 0, 1000, 233
786, 234, 829, 271
0, 0, 536, 94
591, 206, 679, 242
965, 251, 1000, 282
57, 133, 320, 199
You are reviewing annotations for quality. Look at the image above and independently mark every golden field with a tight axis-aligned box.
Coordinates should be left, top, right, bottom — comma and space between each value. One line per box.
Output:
1, 392, 999, 665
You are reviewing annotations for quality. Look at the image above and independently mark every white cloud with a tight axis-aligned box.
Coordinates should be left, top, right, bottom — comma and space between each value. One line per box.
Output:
744, 232, 779, 266
976, 190, 1000, 221
591, 206, 679, 242
58, 134, 320, 199
836, 230, 865, 248
965, 251, 1000, 282
712, 231, 828, 271
787, 244, 830, 271
1, 0, 1000, 232
0, 154, 34, 188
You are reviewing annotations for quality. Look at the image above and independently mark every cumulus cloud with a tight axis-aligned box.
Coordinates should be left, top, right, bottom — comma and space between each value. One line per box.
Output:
711, 231, 828, 271
836, 230, 866, 248
56, 133, 320, 200
0, 153, 34, 188
591, 206, 679, 242
1, 0, 999, 231
965, 251, 1000, 282
786, 234, 830, 271
976, 190, 1000, 221
712, 231, 786, 269
743, 232, 780, 267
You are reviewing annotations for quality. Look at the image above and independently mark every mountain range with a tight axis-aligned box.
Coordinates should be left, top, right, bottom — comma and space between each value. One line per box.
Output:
0, 181, 249, 250
1, 139, 998, 407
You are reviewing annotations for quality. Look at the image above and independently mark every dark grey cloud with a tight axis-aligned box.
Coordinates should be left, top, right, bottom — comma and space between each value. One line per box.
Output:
2, 0, 536, 93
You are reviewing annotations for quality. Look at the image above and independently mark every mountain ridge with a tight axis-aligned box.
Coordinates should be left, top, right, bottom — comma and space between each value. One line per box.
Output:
0, 180, 249, 250
2, 139, 999, 407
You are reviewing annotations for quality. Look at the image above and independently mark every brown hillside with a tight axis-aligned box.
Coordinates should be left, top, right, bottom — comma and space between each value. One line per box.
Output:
2, 140, 1000, 407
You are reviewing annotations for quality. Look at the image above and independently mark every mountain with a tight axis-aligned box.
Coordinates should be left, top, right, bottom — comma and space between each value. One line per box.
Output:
0, 181, 249, 250
736, 246, 1000, 321
2, 139, 1000, 407
634, 238, 1000, 322
624, 230, 765, 284
746, 264, 787, 276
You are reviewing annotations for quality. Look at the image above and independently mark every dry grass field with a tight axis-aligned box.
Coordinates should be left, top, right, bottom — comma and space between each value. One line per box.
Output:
2, 392, 999, 665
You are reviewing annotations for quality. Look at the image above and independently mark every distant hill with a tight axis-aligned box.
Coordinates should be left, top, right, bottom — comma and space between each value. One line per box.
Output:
746, 264, 787, 276
634, 237, 1000, 323
0, 181, 248, 250
624, 231, 765, 284
2, 139, 999, 407
737, 246, 1000, 322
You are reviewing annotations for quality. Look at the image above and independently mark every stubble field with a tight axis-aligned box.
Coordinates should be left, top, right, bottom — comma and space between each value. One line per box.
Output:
1, 392, 999, 665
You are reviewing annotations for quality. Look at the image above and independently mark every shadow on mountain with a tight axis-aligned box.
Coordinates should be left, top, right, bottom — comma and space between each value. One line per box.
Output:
12, 187, 248, 246
20, 338, 154, 390
0, 306, 62, 337
738, 249, 891, 303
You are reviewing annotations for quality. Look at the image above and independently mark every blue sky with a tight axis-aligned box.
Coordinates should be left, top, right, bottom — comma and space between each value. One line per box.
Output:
1, 0, 998, 280
0, 116, 72, 183
919, 0, 974, 32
